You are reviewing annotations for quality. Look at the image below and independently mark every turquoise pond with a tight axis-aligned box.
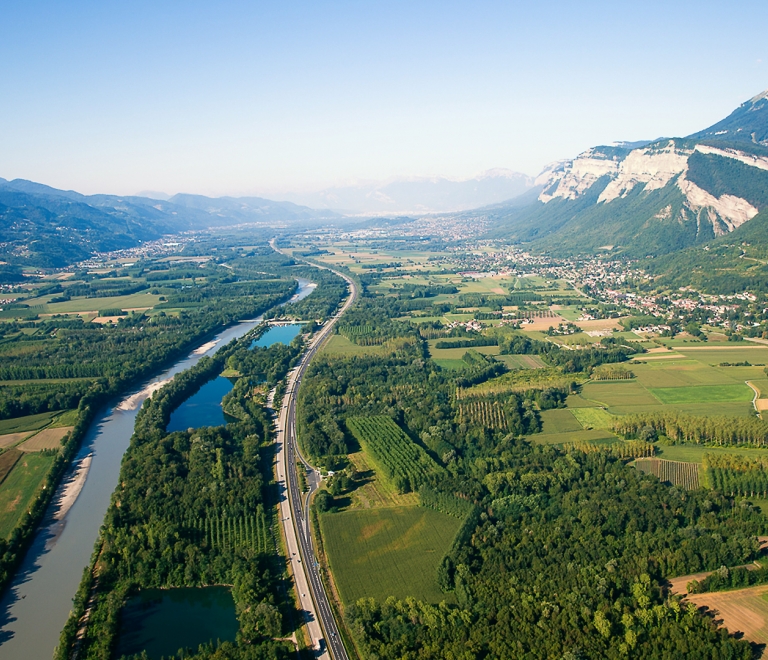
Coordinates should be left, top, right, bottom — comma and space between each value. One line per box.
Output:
167, 325, 302, 432
166, 376, 234, 432
249, 323, 301, 349
114, 587, 238, 659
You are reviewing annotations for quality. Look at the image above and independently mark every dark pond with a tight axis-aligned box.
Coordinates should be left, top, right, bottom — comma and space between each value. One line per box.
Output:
166, 376, 235, 432
114, 587, 238, 659
249, 323, 302, 349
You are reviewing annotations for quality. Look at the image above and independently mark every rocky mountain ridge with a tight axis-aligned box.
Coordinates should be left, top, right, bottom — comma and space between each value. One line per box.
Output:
488, 89, 768, 256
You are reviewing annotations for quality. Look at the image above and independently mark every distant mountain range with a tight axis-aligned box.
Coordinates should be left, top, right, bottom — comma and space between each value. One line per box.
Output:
0, 180, 339, 268
5, 90, 768, 271
484, 89, 768, 258
279, 169, 533, 214
0, 168, 533, 268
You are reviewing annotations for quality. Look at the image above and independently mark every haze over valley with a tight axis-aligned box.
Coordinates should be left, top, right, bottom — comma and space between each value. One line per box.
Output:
3, 2, 768, 659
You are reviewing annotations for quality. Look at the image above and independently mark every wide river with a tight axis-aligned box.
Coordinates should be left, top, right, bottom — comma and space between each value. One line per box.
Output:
0, 279, 315, 659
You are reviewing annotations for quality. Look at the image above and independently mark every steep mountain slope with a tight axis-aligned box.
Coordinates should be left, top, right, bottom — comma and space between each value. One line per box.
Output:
488, 90, 768, 257
0, 179, 336, 267
645, 207, 768, 294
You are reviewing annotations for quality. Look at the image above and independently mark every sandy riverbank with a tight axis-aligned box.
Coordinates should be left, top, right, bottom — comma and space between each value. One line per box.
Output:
192, 340, 218, 355
53, 454, 92, 521
116, 378, 172, 411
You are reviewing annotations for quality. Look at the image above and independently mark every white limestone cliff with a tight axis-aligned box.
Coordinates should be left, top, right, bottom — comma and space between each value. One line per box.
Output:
535, 140, 762, 235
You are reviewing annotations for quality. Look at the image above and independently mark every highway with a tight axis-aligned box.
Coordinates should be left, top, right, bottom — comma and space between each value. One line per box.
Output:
270, 247, 357, 659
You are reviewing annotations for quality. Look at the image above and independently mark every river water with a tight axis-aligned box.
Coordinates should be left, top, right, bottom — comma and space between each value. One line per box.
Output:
0, 280, 314, 659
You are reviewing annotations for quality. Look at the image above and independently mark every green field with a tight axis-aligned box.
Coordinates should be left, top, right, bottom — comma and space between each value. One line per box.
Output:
0, 453, 55, 538
539, 409, 582, 434
581, 382, 660, 408
676, 347, 768, 365
649, 384, 754, 404
529, 429, 617, 445
571, 407, 615, 429
579, 354, 758, 415
319, 506, 461, 605
433, 359, 468, 371
495, 354, 546, 369
42, 291, 160, 314
0, 411, 59, 435
321, 334, 386, 357
633, 360, 760, 388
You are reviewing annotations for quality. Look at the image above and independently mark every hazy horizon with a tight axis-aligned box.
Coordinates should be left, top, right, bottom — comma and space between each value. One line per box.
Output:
1, 0, 766, 198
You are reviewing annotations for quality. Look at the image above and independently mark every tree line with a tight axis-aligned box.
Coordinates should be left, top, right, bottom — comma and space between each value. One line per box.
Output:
614, 411, 768, 447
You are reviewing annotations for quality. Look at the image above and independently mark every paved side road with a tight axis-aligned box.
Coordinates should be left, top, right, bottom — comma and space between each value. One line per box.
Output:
270, 252, 357, 659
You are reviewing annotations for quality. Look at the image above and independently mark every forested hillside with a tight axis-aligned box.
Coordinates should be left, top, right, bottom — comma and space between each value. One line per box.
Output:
0, 179, 334, 268
645, 207, 768, 294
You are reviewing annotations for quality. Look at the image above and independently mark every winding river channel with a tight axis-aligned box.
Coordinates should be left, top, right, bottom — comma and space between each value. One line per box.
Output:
0, 279, 315, 659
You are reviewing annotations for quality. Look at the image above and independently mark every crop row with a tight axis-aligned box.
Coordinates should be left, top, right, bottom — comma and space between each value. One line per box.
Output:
419, 485, 475, 519
634, 458, 700, 490
457, 401, 508, 430
346, 415, 441, 493
183, 507, 271, 554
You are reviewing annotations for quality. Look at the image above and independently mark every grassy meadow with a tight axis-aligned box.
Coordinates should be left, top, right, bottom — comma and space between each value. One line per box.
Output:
319, 506, 461, 606
0, 453, 55, 538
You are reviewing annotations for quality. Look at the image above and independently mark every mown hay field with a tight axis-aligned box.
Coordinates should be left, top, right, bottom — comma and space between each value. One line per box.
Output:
433, 358, 468, 371
321, 334, 387, 357
495, 354, 546, 369
0, 433, 30, 449
427, 341, 500, 361
319, 506, 460, 605
19, 426, 71, 452
571, 407, 614, 429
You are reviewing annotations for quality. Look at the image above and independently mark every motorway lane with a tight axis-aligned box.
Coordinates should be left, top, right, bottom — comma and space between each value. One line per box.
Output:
271, 260, 357, 659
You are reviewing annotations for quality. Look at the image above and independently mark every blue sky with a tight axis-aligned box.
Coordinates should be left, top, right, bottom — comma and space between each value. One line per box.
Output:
1, 0, 766, 196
